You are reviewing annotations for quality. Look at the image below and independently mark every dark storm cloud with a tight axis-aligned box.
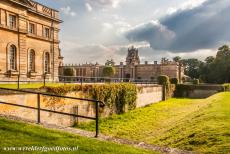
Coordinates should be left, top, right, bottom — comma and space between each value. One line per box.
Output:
125, 0, 230, 52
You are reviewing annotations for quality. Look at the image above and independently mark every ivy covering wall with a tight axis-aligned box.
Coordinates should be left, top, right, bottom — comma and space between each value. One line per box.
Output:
44, 83, 138, 114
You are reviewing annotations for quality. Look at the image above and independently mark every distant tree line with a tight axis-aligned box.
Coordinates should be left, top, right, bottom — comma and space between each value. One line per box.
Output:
173, 45, 230, 84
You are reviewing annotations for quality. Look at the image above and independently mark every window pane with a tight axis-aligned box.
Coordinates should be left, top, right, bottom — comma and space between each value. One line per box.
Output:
9, 45, 16, 70
29, 50, 35, 72
9, 15, 16, 29
45, 53, 50, 73
44, 28, 49, 38
29, 23, 35, 34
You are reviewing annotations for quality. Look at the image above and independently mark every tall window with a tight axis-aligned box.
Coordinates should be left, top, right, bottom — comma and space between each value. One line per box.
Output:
9, 45, 17, 70
9, 14, 16, 29
29, 50, 35, 72
44, 28, 50, 38
29, 23, 35, 34
44, 52, 50, 73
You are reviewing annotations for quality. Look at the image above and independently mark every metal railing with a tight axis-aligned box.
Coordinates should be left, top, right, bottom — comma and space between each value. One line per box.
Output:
0, 73, 158, 89
0, 87, 105, 137
59, 75, 158, 84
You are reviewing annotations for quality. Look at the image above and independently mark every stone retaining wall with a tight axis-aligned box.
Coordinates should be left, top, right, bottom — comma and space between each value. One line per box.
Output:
175, 84, 223, 98
0, 85, 163, 126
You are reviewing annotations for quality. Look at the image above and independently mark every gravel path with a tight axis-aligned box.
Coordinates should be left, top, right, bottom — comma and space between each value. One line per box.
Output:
0, 114, 198, 154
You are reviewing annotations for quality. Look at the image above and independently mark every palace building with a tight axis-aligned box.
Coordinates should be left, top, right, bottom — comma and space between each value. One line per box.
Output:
61, 46, 184, 82
0, 0, 63, 81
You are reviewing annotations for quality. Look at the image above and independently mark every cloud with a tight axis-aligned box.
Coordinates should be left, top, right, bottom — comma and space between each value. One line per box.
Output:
85, 3, 93, 12
85, 0, 122, 8
61, 42, 125, 64
124, 0, 230, 52
102, 23, 113, 31
125, 20, 176, 50
60, 6, 76, 17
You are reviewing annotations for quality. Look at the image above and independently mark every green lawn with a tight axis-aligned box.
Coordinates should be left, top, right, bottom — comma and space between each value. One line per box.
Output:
78, 92, 230, 154
0, 83, 67, 89
0, 118, 157, 154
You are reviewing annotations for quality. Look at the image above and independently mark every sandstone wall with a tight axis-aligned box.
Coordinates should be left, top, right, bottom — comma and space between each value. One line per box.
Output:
0, 85, 163, 126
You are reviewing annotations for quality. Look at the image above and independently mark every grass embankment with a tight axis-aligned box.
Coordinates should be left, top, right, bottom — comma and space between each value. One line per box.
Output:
78, 92, 230, 153
0, 118, 157, 154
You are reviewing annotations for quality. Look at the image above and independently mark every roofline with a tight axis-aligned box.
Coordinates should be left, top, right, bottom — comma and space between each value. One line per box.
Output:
9, 0, 63, 23
29, 0, 59, 12
28, 9, 63, 23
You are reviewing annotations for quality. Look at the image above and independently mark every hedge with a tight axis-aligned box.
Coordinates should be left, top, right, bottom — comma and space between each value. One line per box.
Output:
158, 75, 176, 100
170, 78, 179, 85
193, 79, 200, 85
43, 83, 137, 114
223, 84, 230, 91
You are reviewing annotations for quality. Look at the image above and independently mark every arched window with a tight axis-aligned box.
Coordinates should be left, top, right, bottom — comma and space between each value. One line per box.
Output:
9, 45, 17, 70
44, 52, 50, 73
29, 50, 35, 72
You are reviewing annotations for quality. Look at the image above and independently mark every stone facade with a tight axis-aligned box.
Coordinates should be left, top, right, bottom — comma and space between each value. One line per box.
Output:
0, 0, 63, 81
61, 46, 184, 82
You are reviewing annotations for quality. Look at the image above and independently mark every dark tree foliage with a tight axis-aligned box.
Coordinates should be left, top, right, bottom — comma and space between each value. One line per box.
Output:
180, 45, 230, 84
181, 58, 203, 79
63, 68, 74, 76
173, 56, 182, 62
102, 66, 115, 77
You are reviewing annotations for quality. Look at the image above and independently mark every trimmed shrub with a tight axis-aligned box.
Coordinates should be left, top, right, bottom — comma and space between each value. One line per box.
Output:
158, 75, 170, 85
193, 79, 200, 85
170, 78, 179, 85
223, 84, 230, 91
158, 75, 175, 100
63, 68, 74, 76
102, 66, 115, 77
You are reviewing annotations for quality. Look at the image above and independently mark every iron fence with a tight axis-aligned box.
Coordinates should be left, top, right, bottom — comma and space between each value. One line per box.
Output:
0, 73, 158, 89
0, 87, 105, 137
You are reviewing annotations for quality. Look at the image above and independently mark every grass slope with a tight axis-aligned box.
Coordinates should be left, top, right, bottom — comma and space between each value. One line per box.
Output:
0, 118, 157, 154
78, 92, 230, 154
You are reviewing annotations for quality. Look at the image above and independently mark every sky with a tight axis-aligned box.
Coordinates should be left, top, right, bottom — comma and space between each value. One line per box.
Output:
36, 0, 230, 65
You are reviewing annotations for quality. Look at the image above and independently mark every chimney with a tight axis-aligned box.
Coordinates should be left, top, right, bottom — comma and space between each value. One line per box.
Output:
145, 61, 148, 65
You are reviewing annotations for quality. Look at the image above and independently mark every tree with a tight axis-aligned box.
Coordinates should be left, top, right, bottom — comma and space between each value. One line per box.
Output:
63, 67, 75, 82
105, 59, 115, 66
205, 56, 215, 64
212, 45, 230, 83
173, 56, 182, 62
102, 66, 115, 78
217, 45, 230, 58
63, 68, 74, 76
199, 45, 230, 83
181, 58, 202, 79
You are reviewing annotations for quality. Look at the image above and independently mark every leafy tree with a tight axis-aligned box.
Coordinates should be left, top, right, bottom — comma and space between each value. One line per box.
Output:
199, 45, 230, 83
173, 56, 182, 62
63, 68, 74, 76
170, 78, 179, 85
63, 68, 75, 82
205, 56, 215, 64
216, 45, 230, 58
102, 66, 115, 78
212, 45, 230, 83
105, 59, 115, 66
181, 58, 202, 79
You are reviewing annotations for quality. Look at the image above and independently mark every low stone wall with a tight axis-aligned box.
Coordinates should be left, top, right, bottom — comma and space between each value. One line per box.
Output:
136, 85, 163, 108
0, 85, 163, 126
175, 84, 224, 98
